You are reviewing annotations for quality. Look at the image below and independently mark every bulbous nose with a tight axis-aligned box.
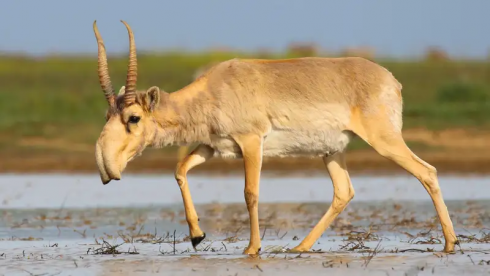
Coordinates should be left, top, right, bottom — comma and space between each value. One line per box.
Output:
96, 134, 122, 185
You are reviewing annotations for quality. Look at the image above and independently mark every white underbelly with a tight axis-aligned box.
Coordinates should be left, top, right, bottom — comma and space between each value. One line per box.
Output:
210, 129, 353, 159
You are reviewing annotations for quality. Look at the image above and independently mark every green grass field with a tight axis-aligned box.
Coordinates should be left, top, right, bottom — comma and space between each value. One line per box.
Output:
0, 52, 489, 153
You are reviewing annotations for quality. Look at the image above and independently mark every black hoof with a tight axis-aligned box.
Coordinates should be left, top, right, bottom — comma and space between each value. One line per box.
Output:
191, 233, 206, 249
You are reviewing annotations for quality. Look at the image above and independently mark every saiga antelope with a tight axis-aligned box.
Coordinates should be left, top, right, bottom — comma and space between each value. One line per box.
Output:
93, 20, 458, 255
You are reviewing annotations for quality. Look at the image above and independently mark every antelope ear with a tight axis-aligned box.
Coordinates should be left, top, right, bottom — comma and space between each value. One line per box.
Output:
145, 86, 161, 112
118, 86, 126, 96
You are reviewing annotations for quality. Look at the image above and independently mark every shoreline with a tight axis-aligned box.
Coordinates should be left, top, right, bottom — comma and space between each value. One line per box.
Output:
2, 150, 489, 176
3, 127, 489, 176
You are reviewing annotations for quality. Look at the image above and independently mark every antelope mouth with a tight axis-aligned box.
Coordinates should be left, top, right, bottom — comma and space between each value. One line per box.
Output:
102, 175, 120, 185
101, 152, 141, 185
100, 166, 122, 185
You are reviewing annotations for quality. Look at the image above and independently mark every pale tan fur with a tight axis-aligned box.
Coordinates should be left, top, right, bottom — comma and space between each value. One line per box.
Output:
94, 22, 457, 256
177, 62, 221, 161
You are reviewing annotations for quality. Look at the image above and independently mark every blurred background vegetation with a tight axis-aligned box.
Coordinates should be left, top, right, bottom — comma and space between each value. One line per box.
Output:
0, 45, 489, 171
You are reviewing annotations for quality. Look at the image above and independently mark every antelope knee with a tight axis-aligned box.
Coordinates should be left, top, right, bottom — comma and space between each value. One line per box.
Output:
422, 171, 441, 195
332, 189, 354, 213
244, 190, 258, 209
175, 159, 191, 183
347, 186, 355, 200
174, 170, 186, 188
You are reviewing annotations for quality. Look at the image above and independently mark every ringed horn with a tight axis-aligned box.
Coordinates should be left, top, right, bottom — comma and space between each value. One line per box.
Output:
92, 20, 138, 107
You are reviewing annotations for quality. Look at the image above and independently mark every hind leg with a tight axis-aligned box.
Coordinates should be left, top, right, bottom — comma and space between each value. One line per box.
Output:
355, 127, 458, 253
291, 152, 354, 252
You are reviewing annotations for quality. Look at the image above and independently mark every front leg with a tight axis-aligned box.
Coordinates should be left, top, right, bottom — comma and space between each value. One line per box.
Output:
174, 144, 214, 249
233, 134, 264, 256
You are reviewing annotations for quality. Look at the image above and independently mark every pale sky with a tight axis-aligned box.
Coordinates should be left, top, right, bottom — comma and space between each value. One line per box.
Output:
0, 0, 488, 58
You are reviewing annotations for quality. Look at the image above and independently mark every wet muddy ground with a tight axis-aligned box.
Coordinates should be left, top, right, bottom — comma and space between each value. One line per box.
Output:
0, 174, 489, 275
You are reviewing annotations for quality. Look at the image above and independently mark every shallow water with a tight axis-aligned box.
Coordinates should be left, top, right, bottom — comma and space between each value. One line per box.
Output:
0, 173, 488, 209
0, 174, 489, 276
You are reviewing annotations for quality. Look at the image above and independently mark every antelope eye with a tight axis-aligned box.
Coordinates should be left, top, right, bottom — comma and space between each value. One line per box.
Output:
128, 116, 140, 124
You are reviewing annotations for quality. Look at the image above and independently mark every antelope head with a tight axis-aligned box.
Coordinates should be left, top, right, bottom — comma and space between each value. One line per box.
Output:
93, 20, 162, 184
